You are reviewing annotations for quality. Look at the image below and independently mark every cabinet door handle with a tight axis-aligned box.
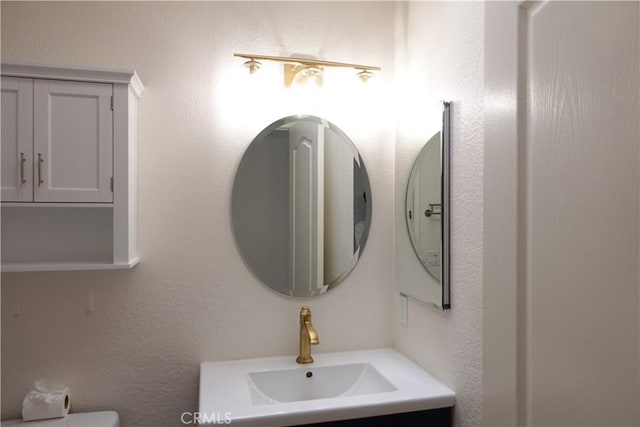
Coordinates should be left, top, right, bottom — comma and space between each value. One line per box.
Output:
19, 152, 26, 186
38, 153, 44, 186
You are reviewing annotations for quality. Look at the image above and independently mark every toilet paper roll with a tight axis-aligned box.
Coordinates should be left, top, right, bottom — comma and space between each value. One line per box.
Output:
22, 381, 71, 422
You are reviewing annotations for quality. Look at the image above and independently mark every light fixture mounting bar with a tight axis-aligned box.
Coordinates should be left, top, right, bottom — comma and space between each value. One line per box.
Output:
233, 53, 381, 72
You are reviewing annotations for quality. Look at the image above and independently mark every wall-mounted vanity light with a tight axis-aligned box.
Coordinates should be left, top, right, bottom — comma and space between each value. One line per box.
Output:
234, 53, 380, 88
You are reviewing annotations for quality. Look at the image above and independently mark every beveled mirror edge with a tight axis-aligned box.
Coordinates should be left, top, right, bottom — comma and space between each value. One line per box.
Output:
441, 101, 451, 310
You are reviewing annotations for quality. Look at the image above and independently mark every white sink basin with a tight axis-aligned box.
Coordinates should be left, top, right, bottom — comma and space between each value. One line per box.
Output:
200, 348, 455, 426
248, 362, 396, 404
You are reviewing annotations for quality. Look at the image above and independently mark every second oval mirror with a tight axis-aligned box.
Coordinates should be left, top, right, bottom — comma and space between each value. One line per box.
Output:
405, 101, 451, 309
232, 115, 372, 298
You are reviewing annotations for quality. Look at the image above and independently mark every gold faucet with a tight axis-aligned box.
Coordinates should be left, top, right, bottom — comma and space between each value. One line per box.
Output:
296, 306, 319, 364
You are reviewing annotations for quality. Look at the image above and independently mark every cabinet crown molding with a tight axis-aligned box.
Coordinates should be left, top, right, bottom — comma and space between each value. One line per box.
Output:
1, 62, 144, 97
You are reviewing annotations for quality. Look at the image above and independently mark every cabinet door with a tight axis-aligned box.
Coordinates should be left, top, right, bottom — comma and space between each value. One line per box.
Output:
1, 77, 33, 202
34, 79, 113, 203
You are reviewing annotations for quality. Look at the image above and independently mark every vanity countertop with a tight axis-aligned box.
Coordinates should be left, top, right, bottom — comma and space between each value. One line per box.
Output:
199, 347, 455, 426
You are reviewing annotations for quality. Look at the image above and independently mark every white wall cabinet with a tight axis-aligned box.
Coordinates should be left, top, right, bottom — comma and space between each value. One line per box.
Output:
1, 63, 143, 272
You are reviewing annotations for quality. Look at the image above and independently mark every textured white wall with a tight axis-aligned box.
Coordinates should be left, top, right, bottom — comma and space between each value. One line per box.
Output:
0, 2, 395, 425
393, 2, 483, 427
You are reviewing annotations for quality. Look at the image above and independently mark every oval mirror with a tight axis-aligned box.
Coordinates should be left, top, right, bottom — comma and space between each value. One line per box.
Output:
404, 101, 450, 309
232, 115, 372, 297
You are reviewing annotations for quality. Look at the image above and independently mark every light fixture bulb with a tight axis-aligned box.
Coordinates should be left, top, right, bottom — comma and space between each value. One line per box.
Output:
296, 66, 323, 88
357, 69, 374, 83
303, 66, 322, 79
243, 59, 261, 75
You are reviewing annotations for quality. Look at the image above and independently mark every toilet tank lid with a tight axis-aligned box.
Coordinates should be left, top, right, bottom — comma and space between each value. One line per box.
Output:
1, 411, 119, 427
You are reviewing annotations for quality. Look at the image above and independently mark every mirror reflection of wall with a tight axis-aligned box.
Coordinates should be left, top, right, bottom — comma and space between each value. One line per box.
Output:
406, 132, 442, 281
232, 116, 372, 298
